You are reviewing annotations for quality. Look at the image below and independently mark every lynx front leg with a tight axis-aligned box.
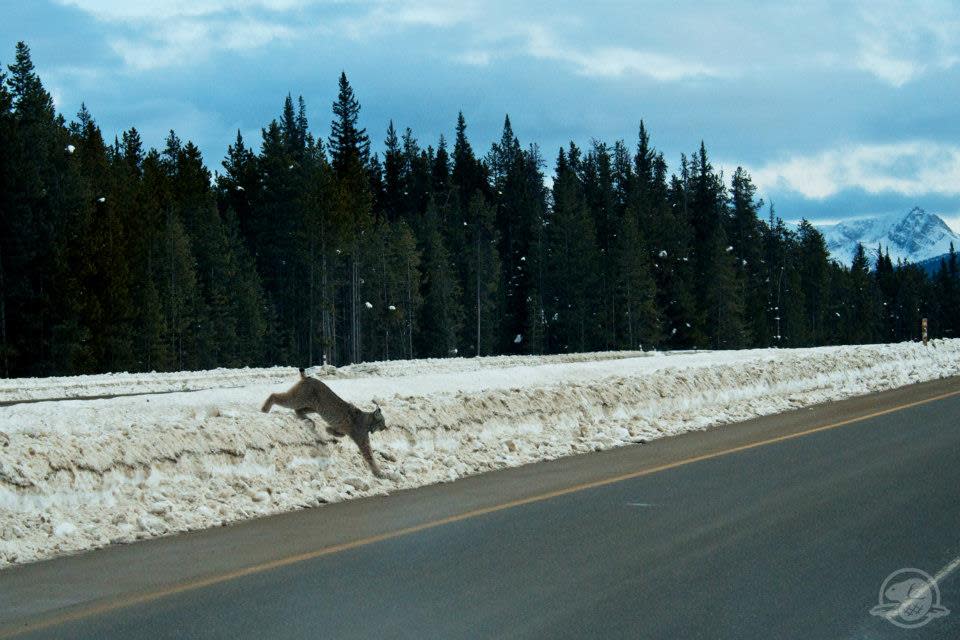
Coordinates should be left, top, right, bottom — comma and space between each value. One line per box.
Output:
350, 431, 397, 481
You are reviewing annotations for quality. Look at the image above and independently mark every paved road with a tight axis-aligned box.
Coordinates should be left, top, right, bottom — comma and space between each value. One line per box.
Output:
3, 377, 960, 639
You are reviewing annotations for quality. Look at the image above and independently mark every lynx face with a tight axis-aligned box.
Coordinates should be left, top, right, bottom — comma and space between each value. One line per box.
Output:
367, 406, 386, 432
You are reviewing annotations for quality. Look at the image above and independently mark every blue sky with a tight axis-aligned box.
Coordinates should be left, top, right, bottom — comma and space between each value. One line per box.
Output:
4, 0, 960, 228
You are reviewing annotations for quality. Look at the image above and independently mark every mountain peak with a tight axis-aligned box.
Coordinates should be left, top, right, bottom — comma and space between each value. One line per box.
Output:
817, 208, 960, 266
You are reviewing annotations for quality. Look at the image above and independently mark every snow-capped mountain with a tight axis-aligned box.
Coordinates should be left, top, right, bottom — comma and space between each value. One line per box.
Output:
817, 207, 960, 266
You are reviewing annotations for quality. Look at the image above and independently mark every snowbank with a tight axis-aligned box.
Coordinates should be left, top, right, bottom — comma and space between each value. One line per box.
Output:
1, 341, 958, 568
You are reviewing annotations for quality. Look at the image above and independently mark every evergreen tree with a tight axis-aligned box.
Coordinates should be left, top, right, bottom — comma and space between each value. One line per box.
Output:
417, 202, 463, 357
544, 146, 602, 352
846, 243, 881, 343
728, 167, 764, 345
796, 220, 830, 345
329, 72, 373, 362
217, 130, 259, 247
382, 120, 404, 220
329, 72, 370, 176
466, 193, 500, 356
615, 213, 660, 349
451, 112, 487, 207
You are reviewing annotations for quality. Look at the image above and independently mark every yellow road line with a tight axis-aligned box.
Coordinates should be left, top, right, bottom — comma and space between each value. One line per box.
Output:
4, 386, 960, 638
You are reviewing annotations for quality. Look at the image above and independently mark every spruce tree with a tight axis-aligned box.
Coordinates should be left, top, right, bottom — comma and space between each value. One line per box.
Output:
466, 193, 501, 356
417, 201, 463, 357
728, 167, 764, 345
796, 220, 830, 345
329, 72, 373, 363
615, 213, 660, 349
544, 146, 602, 352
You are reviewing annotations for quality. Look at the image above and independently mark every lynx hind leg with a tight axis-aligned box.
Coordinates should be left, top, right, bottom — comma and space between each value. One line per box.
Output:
261, 394, 277, 413
351, 431, 396, 480
293, 407, 322, 436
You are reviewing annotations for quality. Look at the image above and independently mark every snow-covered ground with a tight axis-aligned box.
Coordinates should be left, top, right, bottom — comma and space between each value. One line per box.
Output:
2, 341, 958, 568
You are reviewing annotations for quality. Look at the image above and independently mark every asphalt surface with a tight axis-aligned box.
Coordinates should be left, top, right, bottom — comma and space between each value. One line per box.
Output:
2, 376, 960, 639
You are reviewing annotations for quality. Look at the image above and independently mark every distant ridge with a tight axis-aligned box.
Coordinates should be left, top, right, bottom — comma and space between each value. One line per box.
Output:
816, 207, 960, 266
916, 251, 958, 276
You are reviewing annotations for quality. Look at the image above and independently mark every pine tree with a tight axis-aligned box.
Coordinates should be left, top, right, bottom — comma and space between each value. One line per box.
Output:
466, 193, 500, 356
329, 72, 373, 363
582, 141, 619, 347
452, 111, 487, 207
661, 162, 704, 347
704, 228, 748, 348
796, 220, 830, 345
417, 201, 463, 357
392, 220, 423, 359
615, 214, 660, 349
329, 72, 370, 177
0, 59, 14, 374
382, 120, 404, 220
217, 130, 259, 247
728, 167, 764, 345
3, 42, 62, 374
846, 243, 881, 343
544, 146, 602, 352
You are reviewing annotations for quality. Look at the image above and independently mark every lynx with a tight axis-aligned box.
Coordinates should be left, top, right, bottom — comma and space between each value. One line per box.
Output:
262, 368, 392, 479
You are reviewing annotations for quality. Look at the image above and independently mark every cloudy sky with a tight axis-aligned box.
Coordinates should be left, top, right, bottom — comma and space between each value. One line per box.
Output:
4, 0, 960, 227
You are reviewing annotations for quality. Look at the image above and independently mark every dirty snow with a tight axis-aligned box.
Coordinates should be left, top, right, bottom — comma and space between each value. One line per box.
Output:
1, 341, 959, 568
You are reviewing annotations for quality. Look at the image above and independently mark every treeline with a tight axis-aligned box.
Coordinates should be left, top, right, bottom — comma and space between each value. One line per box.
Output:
1, 42, 956, 377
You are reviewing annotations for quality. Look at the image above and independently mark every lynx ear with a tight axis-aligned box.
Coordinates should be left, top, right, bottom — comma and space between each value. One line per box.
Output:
373, 402, 382, 417
298, 367, 306, 379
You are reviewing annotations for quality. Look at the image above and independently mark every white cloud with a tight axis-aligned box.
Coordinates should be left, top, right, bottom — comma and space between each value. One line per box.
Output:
852, 1, 960, 86
55, 0, 313, 22
58, 0, 314, 69
751, 142, 960, 199
855, 40, 924, 88
59, 0, 482, 70
109, 18, 298, 71
337, 1, 477, 40
52, 0, 960, 86
455, 50, 492, 67
520, 24, 723, 82
453, 23, 724, 81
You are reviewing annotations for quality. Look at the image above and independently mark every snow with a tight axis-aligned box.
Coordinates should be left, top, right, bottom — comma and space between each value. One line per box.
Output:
97, 197, 106, 203
2, 341, 959, 568
388, 305, 396, 311
818, 207, 960, 266
65, 144, 75, 154
364, 301, 373, 309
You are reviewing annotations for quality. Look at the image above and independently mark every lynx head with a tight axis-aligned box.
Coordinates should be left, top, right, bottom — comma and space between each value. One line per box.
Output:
368, 402, 386, 432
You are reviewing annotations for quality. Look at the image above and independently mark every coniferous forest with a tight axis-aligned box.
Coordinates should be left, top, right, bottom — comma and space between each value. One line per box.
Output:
1, 42, 956, 378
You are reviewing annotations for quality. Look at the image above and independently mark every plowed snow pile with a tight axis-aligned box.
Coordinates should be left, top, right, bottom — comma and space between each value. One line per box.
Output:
1, 341, 958, 568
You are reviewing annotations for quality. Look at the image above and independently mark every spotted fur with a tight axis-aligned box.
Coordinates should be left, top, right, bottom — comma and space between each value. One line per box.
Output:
262, 368, 390, 479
